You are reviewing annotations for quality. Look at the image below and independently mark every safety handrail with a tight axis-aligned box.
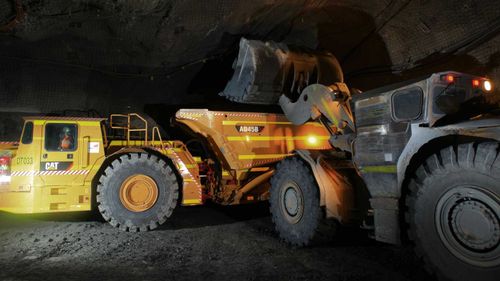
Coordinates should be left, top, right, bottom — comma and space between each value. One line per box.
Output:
109, 114, 128, 129
151, 126, 167, 151
109, 113, 149, 146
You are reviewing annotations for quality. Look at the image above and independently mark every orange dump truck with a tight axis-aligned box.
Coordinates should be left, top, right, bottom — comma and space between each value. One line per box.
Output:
0, 109, 331, 231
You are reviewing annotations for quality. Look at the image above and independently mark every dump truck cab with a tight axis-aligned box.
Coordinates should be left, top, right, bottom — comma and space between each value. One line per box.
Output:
0, 116, 106, 213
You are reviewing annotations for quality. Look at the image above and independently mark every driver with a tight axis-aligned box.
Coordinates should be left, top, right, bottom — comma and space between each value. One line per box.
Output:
59, 126, 74, 150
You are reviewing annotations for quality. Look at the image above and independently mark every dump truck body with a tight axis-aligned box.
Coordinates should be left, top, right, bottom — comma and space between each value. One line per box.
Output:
175, 109, 332, 204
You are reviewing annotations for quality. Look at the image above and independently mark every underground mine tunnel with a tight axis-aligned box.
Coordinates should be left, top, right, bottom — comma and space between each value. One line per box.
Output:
1, 1, 500, 281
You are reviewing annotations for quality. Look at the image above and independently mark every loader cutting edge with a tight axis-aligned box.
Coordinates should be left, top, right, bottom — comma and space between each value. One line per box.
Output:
220, 38, 344, 105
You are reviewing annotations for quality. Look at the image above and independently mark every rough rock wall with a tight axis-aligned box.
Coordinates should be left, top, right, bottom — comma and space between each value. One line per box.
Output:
329, 0, 500, 89
0, 0, 499, 138
0, 0, 319, 115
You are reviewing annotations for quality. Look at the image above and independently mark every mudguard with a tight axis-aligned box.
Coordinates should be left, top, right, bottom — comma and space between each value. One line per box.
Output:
294, 150, 359, 224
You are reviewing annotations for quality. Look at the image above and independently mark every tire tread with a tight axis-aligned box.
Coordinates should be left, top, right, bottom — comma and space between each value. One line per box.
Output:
405, 141, 500, 281
96, 152, 179, 232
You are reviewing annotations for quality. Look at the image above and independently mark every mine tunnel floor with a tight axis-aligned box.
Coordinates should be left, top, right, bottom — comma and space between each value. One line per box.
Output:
0, 203, 431, 281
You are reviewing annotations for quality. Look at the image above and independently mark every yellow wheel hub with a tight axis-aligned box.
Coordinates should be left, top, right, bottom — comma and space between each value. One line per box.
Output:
119, 174, 159, 212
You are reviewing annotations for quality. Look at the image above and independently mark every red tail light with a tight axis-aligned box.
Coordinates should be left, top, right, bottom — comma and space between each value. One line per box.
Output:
0, 156, 10, 166
0, 156, 11, 176
440, 74, 456, 84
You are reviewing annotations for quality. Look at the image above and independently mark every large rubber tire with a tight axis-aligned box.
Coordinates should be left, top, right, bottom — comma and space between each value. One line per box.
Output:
406, 142, 500, 281
270, 157, 323, 246
97, 153, 179, 232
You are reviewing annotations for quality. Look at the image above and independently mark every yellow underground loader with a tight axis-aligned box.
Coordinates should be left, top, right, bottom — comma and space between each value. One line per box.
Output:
0, 110, 337, 231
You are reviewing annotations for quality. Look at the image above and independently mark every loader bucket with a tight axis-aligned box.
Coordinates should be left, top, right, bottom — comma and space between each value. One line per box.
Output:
219, 38, 344, 105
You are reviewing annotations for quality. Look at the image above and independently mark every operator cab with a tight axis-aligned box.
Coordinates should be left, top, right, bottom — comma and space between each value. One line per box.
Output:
429, 72, 496, 126
353, 71, 496, 129
0, 116, 106, 213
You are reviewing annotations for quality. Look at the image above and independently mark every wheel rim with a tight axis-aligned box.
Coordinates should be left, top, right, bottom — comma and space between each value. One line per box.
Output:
435, 185, 500, 267
119, 174, 159, 212
279, 181, 304, 224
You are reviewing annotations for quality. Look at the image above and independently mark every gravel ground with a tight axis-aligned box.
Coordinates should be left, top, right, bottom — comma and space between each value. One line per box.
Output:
0, 203, 432, 281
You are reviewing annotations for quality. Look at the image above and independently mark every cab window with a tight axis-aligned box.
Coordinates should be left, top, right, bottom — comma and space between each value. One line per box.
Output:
21, 122, 34, 144
45, 124, 78, 151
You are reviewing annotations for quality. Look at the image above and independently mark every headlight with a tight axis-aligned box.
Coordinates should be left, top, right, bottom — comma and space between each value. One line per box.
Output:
483, 80, 493, 92
306, 136, 318, 145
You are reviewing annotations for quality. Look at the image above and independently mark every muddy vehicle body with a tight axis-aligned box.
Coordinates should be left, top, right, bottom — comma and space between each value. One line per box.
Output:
274, 72, 500, 281
221, 38, 499, 281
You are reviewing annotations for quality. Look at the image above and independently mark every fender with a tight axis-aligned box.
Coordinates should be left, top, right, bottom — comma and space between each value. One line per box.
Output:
397, 117, 500, 192
295, 150, 356, 223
